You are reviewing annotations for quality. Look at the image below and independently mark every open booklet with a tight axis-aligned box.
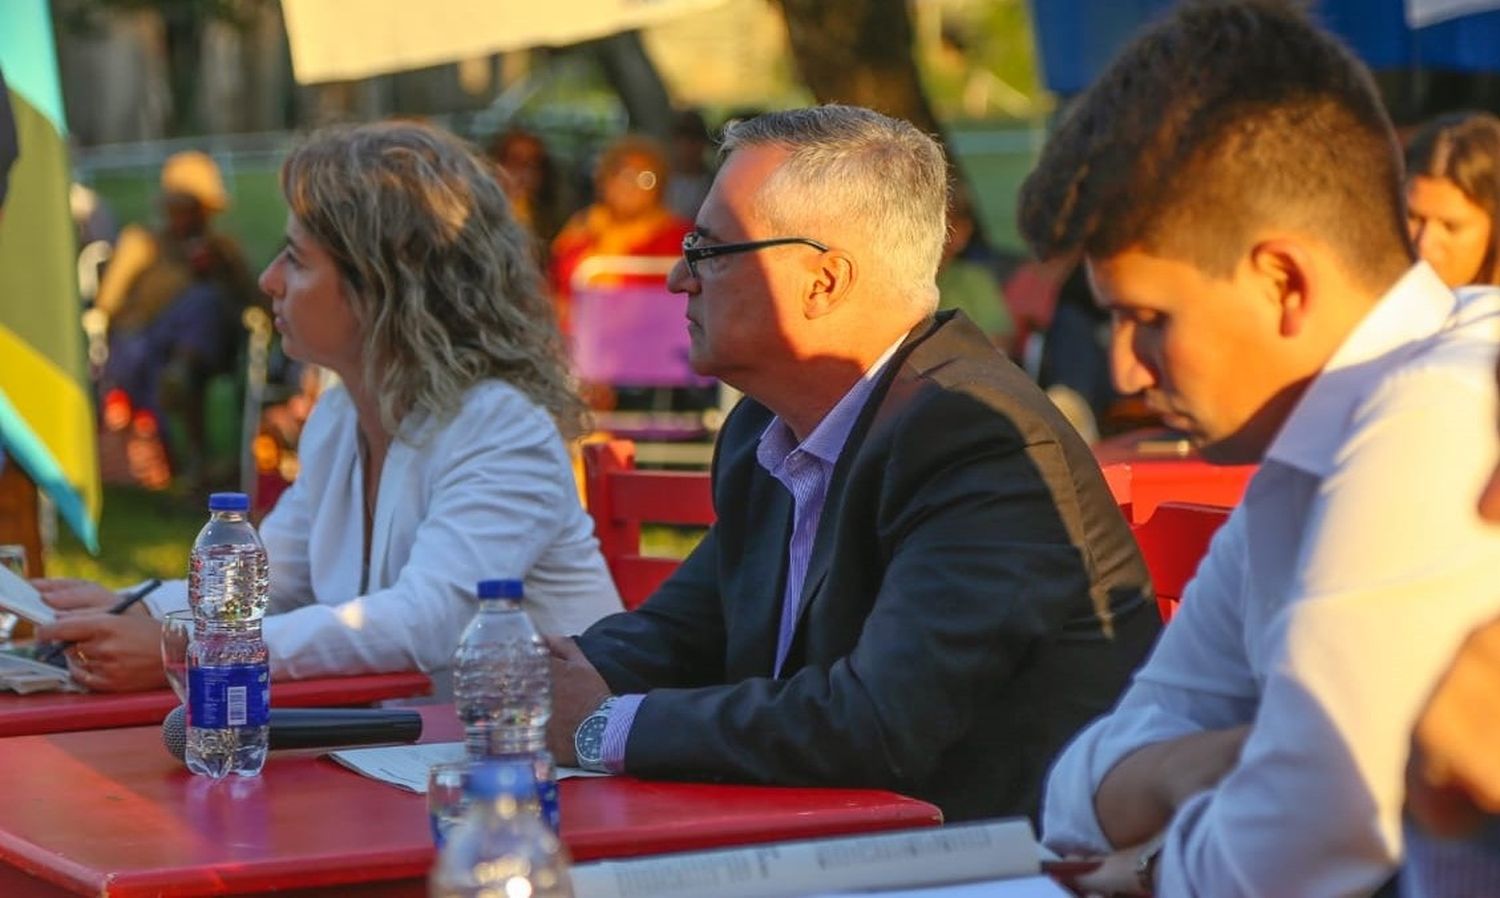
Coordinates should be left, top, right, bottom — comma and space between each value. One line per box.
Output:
0, 562, 55, 626
0, 566, 75, 693
327, 741, 609, 792
570, 818, 1062, 898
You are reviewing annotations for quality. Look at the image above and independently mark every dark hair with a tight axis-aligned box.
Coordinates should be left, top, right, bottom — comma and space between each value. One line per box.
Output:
1018, 0, 1412, 289
1406, 111, 1500, 284
487, 127, 564, 242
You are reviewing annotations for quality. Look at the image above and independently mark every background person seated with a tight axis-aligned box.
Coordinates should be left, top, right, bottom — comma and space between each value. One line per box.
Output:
93, 150, 260, 490
936, 189, 1014, 351
1405, 111, 1500, 290
548, 134, 691, 336
488, 126, 567, 265
34, 121, 622, 694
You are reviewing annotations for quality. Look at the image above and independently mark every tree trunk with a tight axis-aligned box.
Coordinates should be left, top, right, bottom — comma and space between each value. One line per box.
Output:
588, 31, 674, 142
778, 0, 989, 246
775, 0, 942, 139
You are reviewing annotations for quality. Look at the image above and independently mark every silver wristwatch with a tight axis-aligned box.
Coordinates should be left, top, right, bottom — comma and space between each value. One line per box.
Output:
573, 696, 618, 772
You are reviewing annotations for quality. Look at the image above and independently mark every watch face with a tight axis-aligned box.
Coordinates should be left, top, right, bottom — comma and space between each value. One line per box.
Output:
575, 713, 608, 764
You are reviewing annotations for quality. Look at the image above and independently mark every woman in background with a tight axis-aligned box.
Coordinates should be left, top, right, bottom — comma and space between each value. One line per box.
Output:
1406, 111, 1500, 288
36, 121, 623, 692
549, 134, 691, 335
488, 127, 566, 256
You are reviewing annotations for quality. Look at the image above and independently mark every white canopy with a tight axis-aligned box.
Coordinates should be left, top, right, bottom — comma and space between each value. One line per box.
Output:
281, 0, 727, 84
1406, 0, 1500, 27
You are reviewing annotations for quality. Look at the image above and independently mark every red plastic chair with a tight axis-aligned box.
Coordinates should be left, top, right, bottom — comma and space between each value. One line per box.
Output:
1094, 431, 1255, 524
1131, 501, 1232, 623
582, 440, 715, 609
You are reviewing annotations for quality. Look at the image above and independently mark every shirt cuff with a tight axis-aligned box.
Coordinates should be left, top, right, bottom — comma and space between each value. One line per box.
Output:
600, 693, 644, 774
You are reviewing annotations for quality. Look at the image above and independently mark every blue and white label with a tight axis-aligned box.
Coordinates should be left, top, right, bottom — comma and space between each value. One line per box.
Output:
188, 663, 269, 729
538, 777, 560, 833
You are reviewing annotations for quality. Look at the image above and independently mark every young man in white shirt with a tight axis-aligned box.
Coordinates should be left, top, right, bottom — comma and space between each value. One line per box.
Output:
1018, 2, 1500, 895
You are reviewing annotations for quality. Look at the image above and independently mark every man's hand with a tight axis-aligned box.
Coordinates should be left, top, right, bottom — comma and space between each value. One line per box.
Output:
1094, 725, 1250, 848
544, 635, 611, 766
33, 613, 166, 692
1050, 844, 1155, 897
1407, 617, 1500, 836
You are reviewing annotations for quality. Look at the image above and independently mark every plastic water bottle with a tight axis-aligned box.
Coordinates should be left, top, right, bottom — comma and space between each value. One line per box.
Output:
186, 492, 270, 778
429, 760, 574, 898
452, 579, 559, 830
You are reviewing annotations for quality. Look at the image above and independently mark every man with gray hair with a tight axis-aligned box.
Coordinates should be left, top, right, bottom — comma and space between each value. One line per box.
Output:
545, 105, 1156, 822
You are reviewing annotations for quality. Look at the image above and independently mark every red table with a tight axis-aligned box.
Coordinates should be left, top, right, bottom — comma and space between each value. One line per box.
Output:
0, 705, 942, 896
0, 671, 433, 737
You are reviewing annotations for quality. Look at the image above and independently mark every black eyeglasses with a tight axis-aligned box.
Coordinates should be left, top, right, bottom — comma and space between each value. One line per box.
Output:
681, 232, 829, 279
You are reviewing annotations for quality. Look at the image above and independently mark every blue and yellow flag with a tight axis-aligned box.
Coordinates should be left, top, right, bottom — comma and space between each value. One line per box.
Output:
0, 0, 100, 553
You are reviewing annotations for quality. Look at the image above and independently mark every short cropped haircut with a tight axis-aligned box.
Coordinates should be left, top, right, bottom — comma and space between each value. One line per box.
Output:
720, 105, 948, 308
281, 121, 587, 440
1018, 0, 1412, 289
1406, 111, 1500, 285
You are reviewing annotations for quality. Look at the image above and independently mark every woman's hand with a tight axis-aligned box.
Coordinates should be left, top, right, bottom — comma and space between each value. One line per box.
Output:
33, 613, 167, 692
33, 579, 124, 614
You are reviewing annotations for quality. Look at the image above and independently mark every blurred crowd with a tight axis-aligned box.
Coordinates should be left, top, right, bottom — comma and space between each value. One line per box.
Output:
75, 99, 1500, 517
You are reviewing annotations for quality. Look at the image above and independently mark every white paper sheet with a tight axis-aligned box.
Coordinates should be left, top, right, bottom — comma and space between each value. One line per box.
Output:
803, 875, 1069, 897
0, 564, 55, 625
328, 741, 610, 792
571, 819, 1041, 898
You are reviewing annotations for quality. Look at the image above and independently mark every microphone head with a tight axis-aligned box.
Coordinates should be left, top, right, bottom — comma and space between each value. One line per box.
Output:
162, 704, 187, 761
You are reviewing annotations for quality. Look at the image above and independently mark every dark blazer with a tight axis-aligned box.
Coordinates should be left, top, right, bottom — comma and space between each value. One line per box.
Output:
576, 311, 1158, 822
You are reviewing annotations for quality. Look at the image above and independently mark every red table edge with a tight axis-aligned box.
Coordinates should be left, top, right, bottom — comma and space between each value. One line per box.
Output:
0, 829, 432, 898
0, 672, 433, 737
0, 772, 941, 896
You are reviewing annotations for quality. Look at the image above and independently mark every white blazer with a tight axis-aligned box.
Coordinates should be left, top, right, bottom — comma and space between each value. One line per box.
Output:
149, 380, 622, 683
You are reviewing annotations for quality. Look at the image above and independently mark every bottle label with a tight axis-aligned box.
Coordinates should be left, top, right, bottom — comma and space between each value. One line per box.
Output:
538, 776, 560, 833
189, 663, 270, 729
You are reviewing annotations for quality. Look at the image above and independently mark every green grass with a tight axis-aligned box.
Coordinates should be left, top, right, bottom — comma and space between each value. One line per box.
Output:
48, 485, 702, 588
90, 165, 289, 271
49, 486, 204, 588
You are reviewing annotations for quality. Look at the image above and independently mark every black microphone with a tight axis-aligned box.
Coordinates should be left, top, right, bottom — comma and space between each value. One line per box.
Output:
161, 705, 424, 761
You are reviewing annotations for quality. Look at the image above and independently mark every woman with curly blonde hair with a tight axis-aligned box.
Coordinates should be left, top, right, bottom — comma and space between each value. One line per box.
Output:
36, 121, 622, 693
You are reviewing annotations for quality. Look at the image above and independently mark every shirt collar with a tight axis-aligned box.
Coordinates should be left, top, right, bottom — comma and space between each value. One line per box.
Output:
1265, 262, 1459, 477
759, 333, 909, 469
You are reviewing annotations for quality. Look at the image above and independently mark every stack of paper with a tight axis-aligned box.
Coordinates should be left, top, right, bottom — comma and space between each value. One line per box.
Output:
0, 651, 73, 693
0, 564, 72, 693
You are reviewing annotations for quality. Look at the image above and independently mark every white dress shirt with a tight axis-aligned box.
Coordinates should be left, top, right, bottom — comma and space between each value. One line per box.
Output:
1042, 264, 1500, 897
147, 380, 622, 687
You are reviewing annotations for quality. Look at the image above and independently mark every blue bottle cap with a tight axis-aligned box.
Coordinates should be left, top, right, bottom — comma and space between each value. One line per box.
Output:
465, 759, 539, 801
207, 492, 250, 512
476, 579, 524, 600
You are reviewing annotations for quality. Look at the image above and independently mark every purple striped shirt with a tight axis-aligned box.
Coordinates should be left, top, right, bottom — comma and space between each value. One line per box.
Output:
598, 336, 907, 772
